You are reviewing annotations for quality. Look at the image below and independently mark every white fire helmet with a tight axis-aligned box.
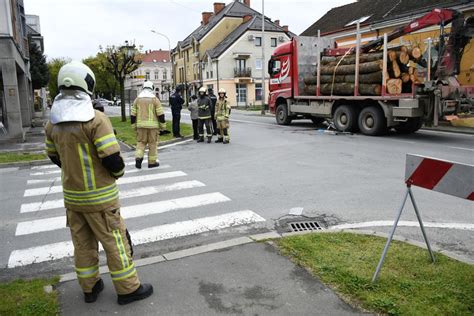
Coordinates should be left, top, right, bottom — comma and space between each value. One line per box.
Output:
199, 87, 206, 95
143, 81, 154, 90
218, 88, 226, 94
58, 61, 96, 95
50, 61, 96, 124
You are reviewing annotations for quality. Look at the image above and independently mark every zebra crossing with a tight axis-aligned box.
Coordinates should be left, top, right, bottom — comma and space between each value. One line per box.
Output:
6, 157, 266, 268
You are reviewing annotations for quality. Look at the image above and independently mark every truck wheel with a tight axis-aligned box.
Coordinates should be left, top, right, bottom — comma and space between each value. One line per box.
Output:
394, 118, 423, 134
276, 104, 292, 125
333, 105, 357, 132
358, 106, 387, 136
310, 117, 325, 126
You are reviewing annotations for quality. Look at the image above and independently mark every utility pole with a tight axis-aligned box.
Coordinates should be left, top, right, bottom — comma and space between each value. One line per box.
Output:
151, 30, 173, 98
261, 0, 265, 115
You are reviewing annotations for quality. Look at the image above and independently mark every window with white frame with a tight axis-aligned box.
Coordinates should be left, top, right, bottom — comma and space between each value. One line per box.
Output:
255, 58, 263, 70
163, 69, 167, 80
255, 83, 262, 101
154, 71, 159, 80
145, 71, 150, 80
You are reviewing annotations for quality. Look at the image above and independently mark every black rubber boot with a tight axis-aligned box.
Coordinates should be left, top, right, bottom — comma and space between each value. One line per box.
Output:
207, 136, 212, 143
84, 279, 104, 303
223, 139, 229, 144
148, 162, 160, 168
135, 158, 143, 169
197, 136, 204, 143
117, 283, 154, 305
215, 138, 223, 143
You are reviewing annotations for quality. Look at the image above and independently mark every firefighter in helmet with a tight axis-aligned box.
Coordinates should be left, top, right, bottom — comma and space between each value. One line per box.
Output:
45, 61, 153, 305
215, 88, 231, 144
131, 80, 165, 169
197, 86, 213, 143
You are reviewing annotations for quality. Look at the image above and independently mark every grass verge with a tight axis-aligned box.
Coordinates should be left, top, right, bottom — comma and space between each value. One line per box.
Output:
0, 152, 46, 164
0, 277, 59, 315
109, 117, 193, 147
277, 232, 474, 315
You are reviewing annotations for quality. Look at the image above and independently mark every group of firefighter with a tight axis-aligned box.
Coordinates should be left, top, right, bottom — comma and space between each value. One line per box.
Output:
44, 61, 232, 305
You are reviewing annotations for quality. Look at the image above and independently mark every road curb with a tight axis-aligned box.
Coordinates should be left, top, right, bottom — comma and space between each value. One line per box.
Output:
58, 228, 473, 283
0, 158, 50, 168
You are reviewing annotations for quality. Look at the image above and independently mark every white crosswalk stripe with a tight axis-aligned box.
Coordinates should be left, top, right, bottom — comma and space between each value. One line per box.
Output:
8, 210, 265, 268
27, 165, 172, 184
16, 192, 228, 235
23, 171, 187, 197
6, 161, 267, 269
20, 180, 205, 213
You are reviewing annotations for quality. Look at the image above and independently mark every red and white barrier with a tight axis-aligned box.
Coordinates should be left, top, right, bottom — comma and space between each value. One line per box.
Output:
373, 154, 473, 282
405, 154, 474, 201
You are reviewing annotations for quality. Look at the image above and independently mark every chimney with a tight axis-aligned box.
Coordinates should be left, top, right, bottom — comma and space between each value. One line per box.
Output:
202, 12, 213, 25
274, 20, 280, 26
213, 2, 225, 14
243, 14, 253, 23
243, 0, 250, 7
282, 25, 289, 32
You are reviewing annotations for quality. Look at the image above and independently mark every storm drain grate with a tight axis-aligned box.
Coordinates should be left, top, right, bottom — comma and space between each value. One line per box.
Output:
288, 221, 323, 232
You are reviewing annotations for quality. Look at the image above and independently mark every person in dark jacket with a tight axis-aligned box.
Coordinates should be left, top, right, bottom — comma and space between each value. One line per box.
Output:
169, 85, 185, 138
197, 87, 213, 143
208, 88, 217, 135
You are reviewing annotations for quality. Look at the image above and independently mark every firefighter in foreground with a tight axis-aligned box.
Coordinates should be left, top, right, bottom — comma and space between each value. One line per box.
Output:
197, 87, 213, 143
131, 81, 165, 169
45, 61, 153, 305
215, 88, 231, 144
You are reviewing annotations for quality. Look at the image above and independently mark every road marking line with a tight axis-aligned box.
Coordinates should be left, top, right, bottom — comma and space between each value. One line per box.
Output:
16, 192, 230, 235
30, 165, 57, 170
28, 165, 172, 183
8, 210, 265, 267
160, 139, 194, 149
23, 171, 187, 197
20, 180, 205, 213
448, 146, 474, 152
330, 221, 474, 230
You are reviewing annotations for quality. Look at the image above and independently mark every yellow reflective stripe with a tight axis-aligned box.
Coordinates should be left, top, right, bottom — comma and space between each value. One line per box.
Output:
63, 183, 116, 195
65, 194, 119, 206
97, 140, 119, 152
113, 230, 129, 269
110, 264, 137, 281
85, 144, 96, 189
78, 144, 88, 191
75, 265, 99, 278
148, 105, 153, 122
94, 133, 115, 145
112, 168, 125, 177
64, 187, 119, 203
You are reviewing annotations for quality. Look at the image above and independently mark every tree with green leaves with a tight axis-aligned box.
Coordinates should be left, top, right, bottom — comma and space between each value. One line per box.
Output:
100, 42, 142, 121
83, 53, 118, 100
47, 57, 70, 100
29, 42, 49, 90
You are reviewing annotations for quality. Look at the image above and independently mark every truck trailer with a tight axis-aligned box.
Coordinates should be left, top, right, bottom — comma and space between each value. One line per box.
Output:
268, 8, 474, 135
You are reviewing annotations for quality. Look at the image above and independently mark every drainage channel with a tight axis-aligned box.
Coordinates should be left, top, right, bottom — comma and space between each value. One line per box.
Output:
288, 221, 324, 232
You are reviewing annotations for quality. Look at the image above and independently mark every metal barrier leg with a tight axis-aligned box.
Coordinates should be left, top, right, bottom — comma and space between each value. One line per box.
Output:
372, 187, 410, 282
408, 187, 436, 263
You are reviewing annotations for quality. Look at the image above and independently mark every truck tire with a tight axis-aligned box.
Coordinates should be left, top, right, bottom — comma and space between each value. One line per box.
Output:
333, 105, 358, 132
358, 106, 387, 136
394, 118, 423, 134
276, 104, 292, 125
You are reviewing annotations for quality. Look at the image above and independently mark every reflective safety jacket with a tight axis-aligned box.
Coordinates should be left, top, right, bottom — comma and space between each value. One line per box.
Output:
215, 99, 230, 121
197, 96, 212, 119
131, 96, 164, 129
45, 111, 123, 212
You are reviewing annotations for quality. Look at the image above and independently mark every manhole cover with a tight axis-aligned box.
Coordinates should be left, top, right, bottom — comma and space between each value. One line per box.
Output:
288, 221, 323, 232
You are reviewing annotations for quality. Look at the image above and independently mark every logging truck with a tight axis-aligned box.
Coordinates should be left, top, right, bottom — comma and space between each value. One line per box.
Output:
268, 8, 474, 135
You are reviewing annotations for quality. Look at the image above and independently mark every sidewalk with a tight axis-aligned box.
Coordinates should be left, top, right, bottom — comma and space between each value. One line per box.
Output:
57, 242, 365, 315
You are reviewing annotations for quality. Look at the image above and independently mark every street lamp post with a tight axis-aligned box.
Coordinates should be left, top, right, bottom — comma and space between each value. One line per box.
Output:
261, 0, 266, 115
151, 30, 173, 97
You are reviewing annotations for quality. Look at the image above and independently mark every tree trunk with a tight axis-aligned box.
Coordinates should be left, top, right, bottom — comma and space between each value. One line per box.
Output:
306, 71, 383, 85
409, 47, 422, 60
321, 52, 384, 66
320, 60, 383, 75
310, 83, 382, 95
401, 72, 411, 83
386, 79, 402, 94
120, 79, 126, 122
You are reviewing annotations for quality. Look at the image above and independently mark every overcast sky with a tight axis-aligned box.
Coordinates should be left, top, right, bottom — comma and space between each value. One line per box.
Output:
24, 0, 354, 61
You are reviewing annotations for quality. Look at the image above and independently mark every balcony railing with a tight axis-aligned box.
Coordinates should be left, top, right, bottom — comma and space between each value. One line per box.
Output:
234, 67, 252, 78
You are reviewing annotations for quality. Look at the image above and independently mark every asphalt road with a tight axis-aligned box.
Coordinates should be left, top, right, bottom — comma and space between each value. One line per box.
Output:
0, 104, 472, 279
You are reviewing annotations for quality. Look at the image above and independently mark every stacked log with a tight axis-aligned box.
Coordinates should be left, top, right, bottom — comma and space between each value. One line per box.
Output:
303, 44, 426, 96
